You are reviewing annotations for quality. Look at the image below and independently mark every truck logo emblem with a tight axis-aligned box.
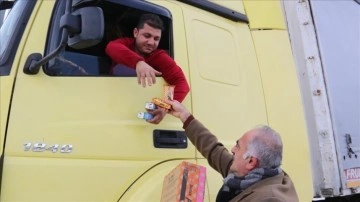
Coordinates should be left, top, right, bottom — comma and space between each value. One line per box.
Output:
23, 142, 73, 153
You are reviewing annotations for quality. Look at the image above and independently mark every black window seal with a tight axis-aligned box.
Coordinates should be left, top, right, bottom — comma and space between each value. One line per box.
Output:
0, 1, 14, 10
176, 0, 249, 23
107, 0, 172, 19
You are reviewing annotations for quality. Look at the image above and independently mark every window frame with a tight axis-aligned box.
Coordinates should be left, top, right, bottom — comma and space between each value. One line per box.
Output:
43, 0, 174, 77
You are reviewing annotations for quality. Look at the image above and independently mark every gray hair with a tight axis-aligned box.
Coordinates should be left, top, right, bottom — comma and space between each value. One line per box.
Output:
245, 125, 283, 168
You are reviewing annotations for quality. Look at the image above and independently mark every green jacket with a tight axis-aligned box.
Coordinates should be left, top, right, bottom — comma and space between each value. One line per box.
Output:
183, 116, 299, 202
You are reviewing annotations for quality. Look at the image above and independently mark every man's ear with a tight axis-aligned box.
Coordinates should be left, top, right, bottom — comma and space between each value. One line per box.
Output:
246, 157, 259, 170
133, 28, 138, 37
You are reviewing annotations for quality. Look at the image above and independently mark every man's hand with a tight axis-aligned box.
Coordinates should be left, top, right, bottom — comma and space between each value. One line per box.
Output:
147, 108, 167, 124
136, 61, 162, 87
164, 100, 191, 123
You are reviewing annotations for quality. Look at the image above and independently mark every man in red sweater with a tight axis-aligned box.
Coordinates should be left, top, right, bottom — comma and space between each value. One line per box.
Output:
106, 13, 190, 124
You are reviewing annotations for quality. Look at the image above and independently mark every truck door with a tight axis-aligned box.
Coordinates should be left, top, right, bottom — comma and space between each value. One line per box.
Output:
181, 1, 268, 200
1, 0, 195, 201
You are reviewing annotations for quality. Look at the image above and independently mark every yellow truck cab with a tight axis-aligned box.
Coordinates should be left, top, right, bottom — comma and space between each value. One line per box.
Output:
1, 0, 357, 201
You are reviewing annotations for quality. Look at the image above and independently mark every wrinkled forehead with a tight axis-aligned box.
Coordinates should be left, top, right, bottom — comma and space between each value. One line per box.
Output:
236, 135, 247, 147
239, 129, 257, 145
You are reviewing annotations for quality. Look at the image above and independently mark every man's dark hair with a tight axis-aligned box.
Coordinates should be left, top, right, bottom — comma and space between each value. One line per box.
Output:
136, 13, 165, 31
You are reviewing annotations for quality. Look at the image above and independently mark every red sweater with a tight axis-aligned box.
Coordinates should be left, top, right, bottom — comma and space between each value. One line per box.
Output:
106, 38, 190, 102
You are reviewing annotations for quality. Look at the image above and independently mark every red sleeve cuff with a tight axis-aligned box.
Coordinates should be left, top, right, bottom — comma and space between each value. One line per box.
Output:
183, 114, 194, 129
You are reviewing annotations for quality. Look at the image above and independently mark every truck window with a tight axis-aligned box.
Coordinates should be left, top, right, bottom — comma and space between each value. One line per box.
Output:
44, 0, 173, 77
0, 0, 36, 76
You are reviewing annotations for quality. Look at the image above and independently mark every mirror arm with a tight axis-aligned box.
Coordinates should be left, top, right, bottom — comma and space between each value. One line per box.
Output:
27, 30, 68, 74
26, 0, 72, 74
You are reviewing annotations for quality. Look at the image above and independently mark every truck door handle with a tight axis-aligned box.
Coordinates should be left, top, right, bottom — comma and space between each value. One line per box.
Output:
153, 130, 187, 149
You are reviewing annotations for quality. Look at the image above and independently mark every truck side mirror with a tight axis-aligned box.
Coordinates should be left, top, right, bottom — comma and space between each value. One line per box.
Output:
23, 5, 104, 75
62, 6, 104, 49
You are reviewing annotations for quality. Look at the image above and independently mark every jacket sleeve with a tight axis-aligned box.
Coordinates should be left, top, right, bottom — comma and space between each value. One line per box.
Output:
147, 51, 190, 102
105, 38, 144, 69
184, 117, 233, 177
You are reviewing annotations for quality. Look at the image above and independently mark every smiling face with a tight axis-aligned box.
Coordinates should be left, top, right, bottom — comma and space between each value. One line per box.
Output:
229, 130, 259, 177
133, 23, 162, 57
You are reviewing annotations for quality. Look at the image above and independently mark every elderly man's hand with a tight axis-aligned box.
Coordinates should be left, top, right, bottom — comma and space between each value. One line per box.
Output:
147, 108, 167, 124
136, 61, 162, 87
164, 99, 191, 123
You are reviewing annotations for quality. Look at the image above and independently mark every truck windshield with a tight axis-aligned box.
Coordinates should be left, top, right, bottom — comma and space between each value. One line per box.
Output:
0, 0, 35, 68
0, 1, 23, 63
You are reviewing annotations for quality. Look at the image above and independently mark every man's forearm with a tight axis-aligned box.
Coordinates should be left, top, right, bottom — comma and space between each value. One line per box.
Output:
173, 83, 190, 103
183, 117, 233, 177
106, 40, 143, 68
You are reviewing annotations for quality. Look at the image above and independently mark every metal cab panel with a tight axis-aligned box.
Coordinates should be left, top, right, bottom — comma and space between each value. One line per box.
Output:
243, 0, 286, 30
251, 29, 313, 201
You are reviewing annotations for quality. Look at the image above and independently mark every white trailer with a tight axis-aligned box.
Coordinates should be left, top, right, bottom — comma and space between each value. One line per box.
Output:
283, 0, 360, 200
